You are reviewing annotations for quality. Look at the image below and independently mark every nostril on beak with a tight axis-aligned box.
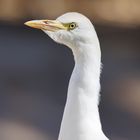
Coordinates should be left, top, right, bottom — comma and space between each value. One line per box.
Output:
44, 21, 48, 24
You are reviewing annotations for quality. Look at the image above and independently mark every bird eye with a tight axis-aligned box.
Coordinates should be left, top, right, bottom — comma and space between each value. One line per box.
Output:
69, 22, 77, 30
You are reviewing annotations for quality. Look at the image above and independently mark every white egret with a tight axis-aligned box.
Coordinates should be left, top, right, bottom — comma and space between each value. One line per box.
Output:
25, 12, 109, 140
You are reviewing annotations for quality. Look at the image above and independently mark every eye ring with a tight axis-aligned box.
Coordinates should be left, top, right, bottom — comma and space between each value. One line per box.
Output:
69, 22, 77, 30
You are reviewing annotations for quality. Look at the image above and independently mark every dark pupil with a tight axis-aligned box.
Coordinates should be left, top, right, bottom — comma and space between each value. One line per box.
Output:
70, 24, 75, 28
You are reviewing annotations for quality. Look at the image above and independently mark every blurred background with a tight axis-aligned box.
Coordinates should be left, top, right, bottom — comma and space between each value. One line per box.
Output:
0, 0, 140, 140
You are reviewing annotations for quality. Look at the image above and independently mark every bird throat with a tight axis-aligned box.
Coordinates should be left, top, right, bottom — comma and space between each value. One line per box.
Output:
58, 42, 107, 140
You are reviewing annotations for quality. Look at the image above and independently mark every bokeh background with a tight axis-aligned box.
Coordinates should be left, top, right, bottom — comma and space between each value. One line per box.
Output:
0, 0, 140, 140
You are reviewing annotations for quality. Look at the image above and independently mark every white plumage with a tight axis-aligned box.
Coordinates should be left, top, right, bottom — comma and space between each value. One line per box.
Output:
25, 12, 109, 140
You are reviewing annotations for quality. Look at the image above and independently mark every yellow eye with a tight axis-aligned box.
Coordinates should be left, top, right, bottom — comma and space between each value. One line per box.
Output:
69, 22, 77, 30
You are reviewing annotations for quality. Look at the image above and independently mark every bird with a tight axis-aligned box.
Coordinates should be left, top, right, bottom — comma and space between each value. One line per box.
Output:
25, 12, 109, 140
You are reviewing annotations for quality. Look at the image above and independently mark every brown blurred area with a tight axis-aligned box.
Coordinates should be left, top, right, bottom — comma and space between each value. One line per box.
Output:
0, 0, 140, 27
0, 0, 140, 140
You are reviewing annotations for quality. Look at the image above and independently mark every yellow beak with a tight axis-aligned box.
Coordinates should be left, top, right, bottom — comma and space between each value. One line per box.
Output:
24, 19, 67, 32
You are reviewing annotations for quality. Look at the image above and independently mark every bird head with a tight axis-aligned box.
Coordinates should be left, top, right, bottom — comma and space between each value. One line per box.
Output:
25, 12, 97, 50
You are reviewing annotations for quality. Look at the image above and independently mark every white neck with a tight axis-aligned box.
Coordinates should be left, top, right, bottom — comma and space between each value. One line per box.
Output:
58, 38, 108, 140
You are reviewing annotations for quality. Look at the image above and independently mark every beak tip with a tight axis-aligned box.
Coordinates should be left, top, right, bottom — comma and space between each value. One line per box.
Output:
24, 23, 27, 26
24, 20, 43, 29
24, 21, 31, 27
